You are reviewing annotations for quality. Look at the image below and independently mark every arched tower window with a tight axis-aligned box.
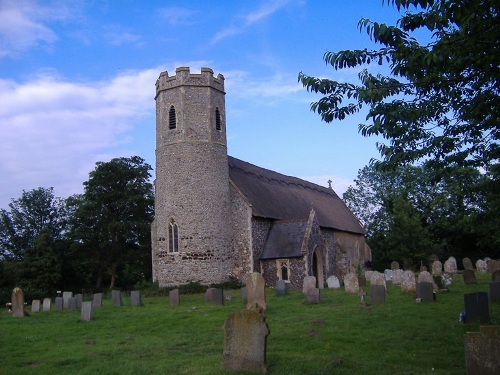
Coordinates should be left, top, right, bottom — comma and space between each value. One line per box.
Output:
215, 107, 222, 130
168, 220, 179, 253
277, 259, 290, 282
168, 106, 176, 129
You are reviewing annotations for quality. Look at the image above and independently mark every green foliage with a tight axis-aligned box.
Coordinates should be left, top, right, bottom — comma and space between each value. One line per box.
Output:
299, 0, 499, 171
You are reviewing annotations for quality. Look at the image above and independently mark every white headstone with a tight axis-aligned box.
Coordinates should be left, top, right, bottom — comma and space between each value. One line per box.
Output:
326, 275, 340, 289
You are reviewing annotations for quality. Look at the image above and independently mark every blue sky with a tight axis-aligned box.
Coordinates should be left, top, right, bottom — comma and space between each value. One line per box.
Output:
0, 0, 403, 209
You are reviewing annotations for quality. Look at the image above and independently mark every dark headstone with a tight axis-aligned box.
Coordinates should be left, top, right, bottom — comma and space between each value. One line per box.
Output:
11, 288, 24, 318
305, 288, 320, 304
370, 284, 386, 304
75, 294, 83, 308
169, 289, 180, 306
205, 288, 214, 302
31, 299, 41, 313
463, 257, 474, 270
80, 301, 93, 321
464, 325, 500, 375
241, 287, 247, 305
489, 282, 500, 302
131, 290, 142, 306
464, 292, 490, 324
390, 261, 399, 270
492, 270, 500, 282
111, 290, 122, 306
93, 293, 103, 308
55, 297, 63, 311
417, 282, 434, 302
275, 280, 287, 296
221, 306, 269, 373
463, 269, 477, 285
211, 288, 224, 305
68, 297, 77, 311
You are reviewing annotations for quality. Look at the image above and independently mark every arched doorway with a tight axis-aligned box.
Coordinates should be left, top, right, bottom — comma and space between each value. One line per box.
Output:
312, 247, 324, 289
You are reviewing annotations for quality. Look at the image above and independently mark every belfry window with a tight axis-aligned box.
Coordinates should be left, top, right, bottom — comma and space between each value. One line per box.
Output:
215, 107, 222, 130
168, 106, 176, 129
168, 220, 179, 253
277, 259, 290, 282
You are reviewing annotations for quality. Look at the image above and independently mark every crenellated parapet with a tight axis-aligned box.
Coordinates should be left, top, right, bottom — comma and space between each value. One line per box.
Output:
155, 67, 225, 98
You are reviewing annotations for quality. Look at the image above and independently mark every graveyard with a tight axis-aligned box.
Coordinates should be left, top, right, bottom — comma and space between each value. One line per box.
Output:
1, 272, 499, 375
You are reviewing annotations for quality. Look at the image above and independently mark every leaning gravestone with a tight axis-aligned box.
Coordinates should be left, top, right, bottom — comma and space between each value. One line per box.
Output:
93, 293, 103, 308
11, 288, 24, 318
431, 260, 443, 276
401, 270, 416, 293
221, 306, 269, 373
245, 273, 266, 311
326, 275, 340, 289
392, 269, 404, 285
31, 300, 40, 313
302, 276, 316, 294
464, 292, 490, 324
343, 273, 359, 294
42, 298, 51, 312
463, 257, 474, 270
131, 290, 142, 306
55, 297, 63, 311
489, 282, 500, 302
370, 284, 385, 304
444, 257, 457, 274
464, 325, 500, 375
463, 269, 477, 285
275, 280, 287, 296
81, 302, 93, 322
417, 282, 434, 302
169, 289, 180, 306
111, 290, 122, 306
476, 259, 487, 273
390, 261, 399, 270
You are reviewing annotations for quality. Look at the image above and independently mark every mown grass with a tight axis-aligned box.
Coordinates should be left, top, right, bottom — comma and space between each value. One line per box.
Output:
1, 273, 498, 375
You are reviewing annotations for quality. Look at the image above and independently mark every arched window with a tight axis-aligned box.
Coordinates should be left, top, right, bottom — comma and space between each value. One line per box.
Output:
277, 259, 290, 282
168, 106, 176, 129
168, 220, 179, 253
215, 107, 222, 130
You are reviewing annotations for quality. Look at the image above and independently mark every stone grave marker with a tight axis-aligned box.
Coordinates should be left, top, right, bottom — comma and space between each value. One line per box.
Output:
170, 289, 180, 306
431, 260, 443, 276
221, 306, 269, 373
492, 270, 500, 282
305, 288, 320, 304
245, 272, 266, 311
93, 293, 103, 308
131, 290, 142, 306
462, 257, 474, 270
42, 298, 51, 312
275, 280, 287, 296
62, 291, 73, 309
240, 287, 247, 305
489, 282, 500, 302
392, 269, 404, 285
464, 292, 490, 324
326, 275, 340, 289
370, 284, 385, 304
464, 325, 500, 375
343, 273, 359, 294
31, 299, 40, 313
417, 270, 434, 284
302, 276, 316, 294
11, 288, 24, 318
206, 288, 214, 302
371, 271, 387, 290
463, 269, 477, 284
111, 290, 122, 306
55, 297, 63, 311
75, 294, 83, 308
444, 256, 457, 274
68, 297, 77, 311
488, 259, 500, 274
416, 282, 434, 302
211, 288, 224, 306
364, 270, 374, 281
390, 261, 399, 270
384, 269, 393, 281
81, 302, 93, 321
401, 270, 416, 293
476, 259, 487, 273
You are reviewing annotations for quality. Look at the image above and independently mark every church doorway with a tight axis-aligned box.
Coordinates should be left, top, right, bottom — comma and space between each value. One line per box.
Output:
312, 247, 324, 289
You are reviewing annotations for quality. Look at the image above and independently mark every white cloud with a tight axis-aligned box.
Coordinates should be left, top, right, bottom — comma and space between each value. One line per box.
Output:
157, 6, 195, 26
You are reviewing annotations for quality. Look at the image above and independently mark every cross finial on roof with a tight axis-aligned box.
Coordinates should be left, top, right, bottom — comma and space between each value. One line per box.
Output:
327, 179, 332, 189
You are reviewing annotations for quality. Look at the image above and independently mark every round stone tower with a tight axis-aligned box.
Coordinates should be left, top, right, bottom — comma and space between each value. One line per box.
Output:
152, 67, 232, 286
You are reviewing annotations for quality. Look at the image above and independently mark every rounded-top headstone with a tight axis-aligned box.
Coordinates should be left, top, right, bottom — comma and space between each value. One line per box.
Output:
418, 270, 434, 284
326, 275, 340, 289
390, 261, 399, 270
401, 270, 416, 293
431, 260, 443, 276
444, 257, 457, 274
343, 273, 359, 294
371, 271, 387, 290
462, 257, 474, 270
476, 259, 487, 273
11, 287, 25, 318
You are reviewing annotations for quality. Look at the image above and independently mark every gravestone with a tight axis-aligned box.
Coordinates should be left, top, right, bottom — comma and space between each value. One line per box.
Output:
302, 276, 316, 294
488, 259, 500, 274
364, 270, 374, 281
392, 269, 404, 285
68, 297, 77, 311
476, 259, 487, 273
384, 269, 393, 281
463, 257, 474, 270
326, 275, 340, 289
42, 298, 51, 312
370, 284, 385, 304
206, 288, 214, 302
343, 273, 359, 294
463, 269, 477, 285
75, 294, 83, 308
275, 280, 287, 296
93, 293, 103, 308
169, 289, 180, 306
111, 290, 122, 306
131, 290, 142, 306
464, 292, 490, 324
444, 256, 457, 274
489, 282, 500, 302
464, 325, 500, 375
55, 297, 63, 311
245, 273, 266, 311
80, 301, 93, 321
31, 300, 40, 313
416, 282, 434, 302
390, 261, 399, 270
401, 270, 416, 293
492, 270, 500, 282
11, 288, 24, 318
62, 291, 73, 309
417, 271, 434, 284
240, 287, 247, 305
211, 288, 224, 306
305, 288, 320, 304
371, 271, 387, 290
221, 306, 269, 373
431, 260, 443, 276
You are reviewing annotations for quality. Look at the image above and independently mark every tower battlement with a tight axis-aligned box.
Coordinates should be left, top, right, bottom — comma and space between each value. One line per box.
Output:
155, 67, 225, 97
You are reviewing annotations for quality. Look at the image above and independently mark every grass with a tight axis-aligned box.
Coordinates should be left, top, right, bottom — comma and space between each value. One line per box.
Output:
0, 273, 498, 375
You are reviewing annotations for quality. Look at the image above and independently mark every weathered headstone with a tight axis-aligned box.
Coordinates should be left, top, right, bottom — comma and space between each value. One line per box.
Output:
31, 299, 40, 313
62, 291, 73, 309
305, 288, 320, 304
371, 271, 387, 290
343, 272, 359, 294
240, 287, 247, 305
431, 260, 443, 276
463, 269, 477, 285
55, 297, 63, 311
275, 280, 287, 296
463, 257, 474, 270
221, 306, 269, 373
464, 292, 490, 324
418, 270, 434, 284
488, 259, 500, 274
326, 275, 340, 289
131, 290, 142, 306
245, 273, 266, 311
80, 301, 93, 321
489, 282, 500, 302
390, 261, 399, 270
111, 290, 122, 306
75, 294, 83, 309
464, 325, 500, 375
476, 259, 487, 273
68, 297, 77, 311
206, 288, 214, 302
302, 276, 316, 294
42, 298, 51, 312
364, 270, 374, 281
392, 269, 404, 285
401, 270, 416, 293
444, 256, 457, 274
211, 288, 224, 305
170, 289, 180, 306
11, 288, 24, 318
384, 269, 393, 281
417, 282, 434, 302
93, 293, 103, 308
370, 284, 385, 304
492, 270, 500, 282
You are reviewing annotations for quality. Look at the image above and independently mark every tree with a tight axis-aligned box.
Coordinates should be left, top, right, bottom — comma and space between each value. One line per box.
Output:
69, 156, 154, 289
299, 0, 499, 171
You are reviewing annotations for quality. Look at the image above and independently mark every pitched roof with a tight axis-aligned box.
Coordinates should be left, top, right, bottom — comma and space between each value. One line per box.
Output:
228, 156, 364, 234
260, 220, 307, 259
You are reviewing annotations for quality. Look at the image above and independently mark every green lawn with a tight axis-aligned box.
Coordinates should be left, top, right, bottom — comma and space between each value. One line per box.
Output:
1, 273, 498, 374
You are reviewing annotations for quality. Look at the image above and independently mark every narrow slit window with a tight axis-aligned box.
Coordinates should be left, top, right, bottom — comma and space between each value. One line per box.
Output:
169, 106, 176, 129
168, 220, 179, 253
215, 107, 222, 130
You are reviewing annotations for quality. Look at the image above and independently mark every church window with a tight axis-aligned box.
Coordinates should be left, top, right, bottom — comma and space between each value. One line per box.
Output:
277, 259, 290, 282
168, 106, 176, 129
168, 220, 179, 253
215, 107, 222, 130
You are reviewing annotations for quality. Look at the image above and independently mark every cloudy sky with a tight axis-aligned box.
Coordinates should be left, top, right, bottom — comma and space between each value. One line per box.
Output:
0, 0, 403, 209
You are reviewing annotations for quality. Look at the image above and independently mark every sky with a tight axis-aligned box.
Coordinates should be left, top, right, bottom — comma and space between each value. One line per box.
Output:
0, 0, 404, 209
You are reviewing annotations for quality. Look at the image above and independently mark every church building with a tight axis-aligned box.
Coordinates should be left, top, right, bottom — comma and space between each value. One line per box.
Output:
151, 67, 371, 289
